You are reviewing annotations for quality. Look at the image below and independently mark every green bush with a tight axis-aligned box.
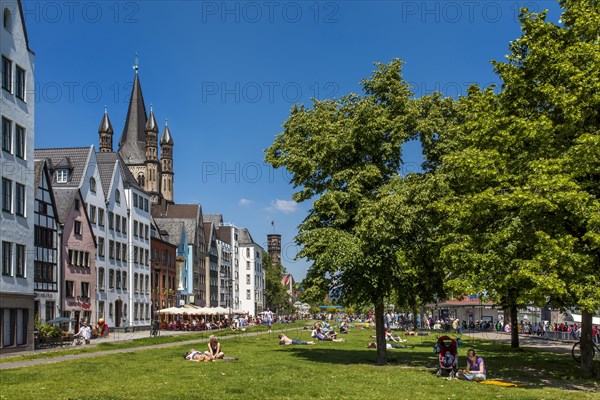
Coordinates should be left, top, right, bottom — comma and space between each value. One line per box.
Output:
35, 321, 62, 339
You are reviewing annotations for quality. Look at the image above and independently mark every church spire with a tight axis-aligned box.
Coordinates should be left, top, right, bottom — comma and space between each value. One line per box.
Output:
98, 107, 114, 153
160, 119, 174, 204
117, 68, 148, 164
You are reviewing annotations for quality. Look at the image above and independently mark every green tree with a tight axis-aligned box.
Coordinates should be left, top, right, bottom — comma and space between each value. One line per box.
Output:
265, 60, 417, 365
434, 0, 600, 377
263, 252, 293, 314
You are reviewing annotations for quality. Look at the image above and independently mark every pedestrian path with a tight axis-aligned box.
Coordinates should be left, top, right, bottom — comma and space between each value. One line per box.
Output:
0, 327, 290, 370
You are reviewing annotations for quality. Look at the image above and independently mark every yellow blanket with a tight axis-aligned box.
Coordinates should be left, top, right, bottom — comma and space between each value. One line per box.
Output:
478, 380, 523, 387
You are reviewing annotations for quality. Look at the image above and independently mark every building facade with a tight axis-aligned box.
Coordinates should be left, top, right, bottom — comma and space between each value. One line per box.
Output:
0, 0, 35, 353
33, 160, 60, 324
238, 228, 264, 317
150, 224, 177, 313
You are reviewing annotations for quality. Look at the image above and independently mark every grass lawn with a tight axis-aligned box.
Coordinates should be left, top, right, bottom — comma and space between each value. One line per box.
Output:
0, 324, 598, 400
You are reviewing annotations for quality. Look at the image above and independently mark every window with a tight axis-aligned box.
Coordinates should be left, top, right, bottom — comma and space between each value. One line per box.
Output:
144, 225, 149, 240
109, 269, 114, 289
74, 198, 80, 210
115, 215, 121, 232
81, 281, 90, 298
109, 302, 114, 317
122, 271, 127, 290
89, 177, 96, 193
246, 274, 251, 284
89, 205, 96, 223
145, 275, 149, 294
2, 56, 11, 92
56, 169, 69, 183
144, 198, 149, 212
246, 289, 251, 300
145, 249, 149, 266
134, 273, 138, 292
122, 244, 127, 262
98, 237, 104, 257
122, 217, 127, 234
133, 221, 138, 237
98, 301, 105, 318
38, 201, 47, 215
15, 65, 24, 100
108, 211, 114, 230
115, 242, 121, 261
98, 268, 105, 291
2, 178, 11, 212
2, 241, 11, 275
15, 125, 24, 158
4, 7, 12, 31
74, 220, 82, 235
115, 190, 120, 204
65, 281, 74, 298
15, 244, 24, 277
2, 117, 11, 153
15, 183, 24, 216
98, 208, 105, 226
133, 193, 138, 208
116, 270, 121, 289
134, 246, 138, 263
246, 261, 250, 270
109, 240, 114, 260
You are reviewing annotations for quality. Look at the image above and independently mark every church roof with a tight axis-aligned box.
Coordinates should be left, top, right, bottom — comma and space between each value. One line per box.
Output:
118, 73, 148, 165
145, 108, 158, 133
160, 125, 173, 145
98, 111, 114, 134
35, 147, 93, 188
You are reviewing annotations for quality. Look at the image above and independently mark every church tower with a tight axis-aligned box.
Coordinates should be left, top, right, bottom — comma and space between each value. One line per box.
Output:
144, 106, 161, 204
98, 108, 114, 152
160, 120, 174, 203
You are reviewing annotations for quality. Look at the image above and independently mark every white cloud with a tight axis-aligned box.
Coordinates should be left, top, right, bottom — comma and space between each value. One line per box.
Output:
271, 199, 298, 214
239, 198, 253, 206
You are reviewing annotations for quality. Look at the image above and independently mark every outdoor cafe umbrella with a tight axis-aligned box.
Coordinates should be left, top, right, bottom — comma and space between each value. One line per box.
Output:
157, 307, 184, 315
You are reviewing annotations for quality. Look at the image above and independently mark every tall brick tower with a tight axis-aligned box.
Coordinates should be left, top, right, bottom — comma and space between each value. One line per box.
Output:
267, 234, 281, 266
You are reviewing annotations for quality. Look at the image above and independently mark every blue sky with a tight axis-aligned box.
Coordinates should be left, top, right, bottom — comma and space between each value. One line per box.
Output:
22, 0, 563, 281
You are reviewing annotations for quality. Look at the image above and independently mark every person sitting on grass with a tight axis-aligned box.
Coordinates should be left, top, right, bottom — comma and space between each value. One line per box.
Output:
456, 349, 486, 381
184, 349, 212, 362
207, 335, 224, 359
279, 333, 315, 345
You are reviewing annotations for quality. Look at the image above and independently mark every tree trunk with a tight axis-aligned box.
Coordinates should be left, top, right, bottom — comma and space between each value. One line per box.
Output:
412, 305, 419, 331
580, 309, 595, 378
510, 304, 520, 349
374, 300, 387, 365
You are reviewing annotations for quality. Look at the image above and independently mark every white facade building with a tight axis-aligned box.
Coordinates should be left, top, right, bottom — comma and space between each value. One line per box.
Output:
237, 228, 264, 317
0, 0, 35, 353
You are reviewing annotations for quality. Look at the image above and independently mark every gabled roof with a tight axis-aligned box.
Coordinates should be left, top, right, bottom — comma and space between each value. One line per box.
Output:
34, 160, 60, 225
238, 228, 255, 245
16, 0, 33, 53
155, 217, 198, 246
153, 203, 201, 219
35, 147, 94, 188
33, 160, 44, 189
153, 218, 185, 246
52, 188, 79, 225
203, 221, 218, 247
203, 214, 223, 226
95, 152, 143, 196
118, 73, 148, 165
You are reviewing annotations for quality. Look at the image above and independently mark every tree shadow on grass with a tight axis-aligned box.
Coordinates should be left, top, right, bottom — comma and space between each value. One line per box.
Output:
284, 342, 599, 393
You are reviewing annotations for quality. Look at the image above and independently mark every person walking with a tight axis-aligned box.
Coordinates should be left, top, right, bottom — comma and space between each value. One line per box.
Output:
75, 320, 92, 344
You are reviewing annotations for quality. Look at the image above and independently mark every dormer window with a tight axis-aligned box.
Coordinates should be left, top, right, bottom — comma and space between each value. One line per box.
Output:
56, 169, 69, 183
90, 177, 97, 193
115, 189, 120, 204
3, 8, 11, 32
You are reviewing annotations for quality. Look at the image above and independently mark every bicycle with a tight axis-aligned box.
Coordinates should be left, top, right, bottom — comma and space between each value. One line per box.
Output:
571, 340, 600, 363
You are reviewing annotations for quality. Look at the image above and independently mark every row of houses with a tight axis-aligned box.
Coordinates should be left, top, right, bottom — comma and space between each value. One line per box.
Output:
1, 1, 269, 354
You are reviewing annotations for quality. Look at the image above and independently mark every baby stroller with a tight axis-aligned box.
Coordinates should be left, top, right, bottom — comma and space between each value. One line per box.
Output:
434, 336, 458, 378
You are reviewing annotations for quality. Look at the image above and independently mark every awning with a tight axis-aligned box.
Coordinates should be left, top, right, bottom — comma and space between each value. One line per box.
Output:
563, 313, 600, 325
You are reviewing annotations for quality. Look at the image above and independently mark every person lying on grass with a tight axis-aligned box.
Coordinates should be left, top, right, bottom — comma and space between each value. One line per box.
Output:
279, 334, 315, 345
184, 349, 213, 362
367, 342, 414, 349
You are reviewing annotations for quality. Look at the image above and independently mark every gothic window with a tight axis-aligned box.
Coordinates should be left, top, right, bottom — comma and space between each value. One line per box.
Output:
137, 173, 145, 188
3, 7, 11, 31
